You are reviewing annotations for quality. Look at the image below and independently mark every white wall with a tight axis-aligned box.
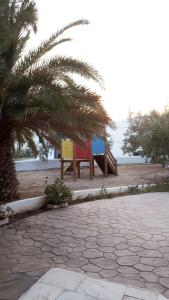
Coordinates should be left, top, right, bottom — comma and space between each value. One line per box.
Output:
15, 159, 60, 172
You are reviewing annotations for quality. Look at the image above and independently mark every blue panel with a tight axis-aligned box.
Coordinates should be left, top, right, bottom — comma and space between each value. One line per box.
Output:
91, 137, 105, 155
54, 148, 60, 159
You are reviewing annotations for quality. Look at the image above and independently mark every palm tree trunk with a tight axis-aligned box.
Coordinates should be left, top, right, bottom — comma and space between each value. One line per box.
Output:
0, 128, 19, 202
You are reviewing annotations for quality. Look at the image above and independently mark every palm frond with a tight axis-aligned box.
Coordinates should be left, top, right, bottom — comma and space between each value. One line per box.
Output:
14, 19, 89, 75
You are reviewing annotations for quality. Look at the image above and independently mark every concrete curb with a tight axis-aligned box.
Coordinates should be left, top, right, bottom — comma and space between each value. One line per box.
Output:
9, 184, 151, 215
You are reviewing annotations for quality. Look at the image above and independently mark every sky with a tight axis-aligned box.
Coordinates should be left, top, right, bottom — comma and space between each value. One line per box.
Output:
29, 0, 169, 121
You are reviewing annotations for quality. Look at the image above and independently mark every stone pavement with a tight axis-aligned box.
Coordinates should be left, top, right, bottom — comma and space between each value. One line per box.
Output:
18, 268, 167, 300
1, 192, 169, 299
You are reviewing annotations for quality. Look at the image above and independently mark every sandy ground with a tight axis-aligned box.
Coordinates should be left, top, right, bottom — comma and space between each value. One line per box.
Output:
17, 164, 169, 199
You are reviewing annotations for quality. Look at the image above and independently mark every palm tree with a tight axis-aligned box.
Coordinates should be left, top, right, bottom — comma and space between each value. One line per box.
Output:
0, 0, 111, 202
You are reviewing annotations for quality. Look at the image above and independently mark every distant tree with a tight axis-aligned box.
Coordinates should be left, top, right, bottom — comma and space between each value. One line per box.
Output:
121, 112, 144, 156
122, 109, 169, 164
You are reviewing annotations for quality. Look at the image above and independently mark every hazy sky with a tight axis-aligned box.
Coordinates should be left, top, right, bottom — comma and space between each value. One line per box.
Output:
29, 0, 169, 121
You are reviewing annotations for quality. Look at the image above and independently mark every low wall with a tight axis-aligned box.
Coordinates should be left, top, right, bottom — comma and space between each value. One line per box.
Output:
9, 184, 149, 215
15, 156, 149, 172
117, 156, 149, 165
15, 159, 60, 172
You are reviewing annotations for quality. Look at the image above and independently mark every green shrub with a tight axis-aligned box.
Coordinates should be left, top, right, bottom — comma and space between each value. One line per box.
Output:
44, 179, 73, 206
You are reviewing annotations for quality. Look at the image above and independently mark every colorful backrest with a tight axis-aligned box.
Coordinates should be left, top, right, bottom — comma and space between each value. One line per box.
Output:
61, 140, 73, 159
62, 137, 105, 159
91, 137, 105, 155
75, 141, 91, 159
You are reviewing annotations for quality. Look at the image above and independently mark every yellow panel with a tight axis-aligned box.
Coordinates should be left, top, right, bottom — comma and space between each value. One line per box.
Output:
62, 140, 73, 159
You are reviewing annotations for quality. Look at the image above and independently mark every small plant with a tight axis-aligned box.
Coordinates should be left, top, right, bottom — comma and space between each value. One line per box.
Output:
128, 185, 140, 194
44, 178, 73, 207
0, 203, 13, 220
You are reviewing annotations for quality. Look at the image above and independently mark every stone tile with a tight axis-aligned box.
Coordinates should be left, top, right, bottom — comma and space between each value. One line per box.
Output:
57, 291, 96, 300
103, 252, 116, 260
145, 282, 165, 294
12, 261, 50, 273
115, 250, 135, 256
140, 272, 158, 283
118, 266, 138, 274
82, 250, 103, 259
154, 266, 169, 277
66, 258, 88, 268
19, 283, 63, 300
2, 193, 169, 299
157, 295, 169, 300
163, 290, 169, 299
117, 256, 140, 266
140, 257, 168, 267
134, 263, 154, 272
90, 258, 118, 270
138, 250, 162, 258
123, 297, 139, 300
125, 286, 157, 300
81, 263, 101, 273
0, 276, 37, 300
77, 277, 125, 300
142, 241, 158, 250
115, 243, 129, 250
40, 268, 85, 291
159, 277, 169, 289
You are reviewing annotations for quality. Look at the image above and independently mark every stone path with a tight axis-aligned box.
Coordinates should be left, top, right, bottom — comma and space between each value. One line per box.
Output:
19, 268, 167, 300
1, 192, 169, 299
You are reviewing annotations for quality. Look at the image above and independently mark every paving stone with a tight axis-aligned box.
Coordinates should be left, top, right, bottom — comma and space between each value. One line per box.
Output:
145, 282, 166, 294
82, 250, 103, 259
127, 239, 145, 247
12, 261, 50, 273
134, 263, 153, 271
160, 277, 169, 288
143, 241, 158, 250
0, 276, 37, 300
123, 297, 139, 300
97, 237, 126, 247
118, 266, 138, 274
125, 286, 157, 300
154, 266, 169, 277
2, 193, 169, 299
57, 291, 96, 300
0, 258, 17, 269
115, 250, 135, 256
81, 263, 101, 273
152, 235, 165, 241
159, 240, 169, 247
129, 246, 144, 252
66, 258, 88, 268
19, 282, 63, 300
160, 247, 169, 254
113, 276, 146, 289
99, 269, 118, 278
117, 256, 140, 266
115, 243, 129, 250
140, 272, 158, 283
140, 257, 168, 267
90, 258, 118, 270
104, 252, 116, 260
40, 268, 85, 291
138, 250, 162, 258
77, 276, 126, 300
163, 290, 169, 299
25, 268, 49, 278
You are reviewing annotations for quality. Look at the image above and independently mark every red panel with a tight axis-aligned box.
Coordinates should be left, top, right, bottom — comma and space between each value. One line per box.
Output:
75, 141, 91, 159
